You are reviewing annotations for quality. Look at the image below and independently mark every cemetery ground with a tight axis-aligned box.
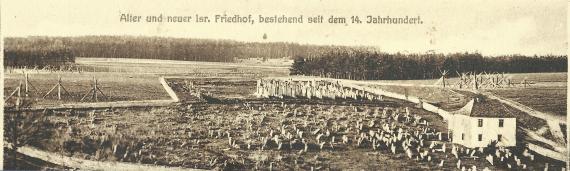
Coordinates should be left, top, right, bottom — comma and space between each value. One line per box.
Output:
6, 90, 566, 170
3, 58, 568, 170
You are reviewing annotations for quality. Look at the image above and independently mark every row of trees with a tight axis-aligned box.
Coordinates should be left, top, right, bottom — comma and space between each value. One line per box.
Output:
4, 38, 74, 67
290, 50, 567, 80
4, 36, 567, 76
4, 36, 356, 66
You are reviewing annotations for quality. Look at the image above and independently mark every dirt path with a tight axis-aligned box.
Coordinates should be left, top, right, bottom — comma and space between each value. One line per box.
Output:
8, 145, 204, 171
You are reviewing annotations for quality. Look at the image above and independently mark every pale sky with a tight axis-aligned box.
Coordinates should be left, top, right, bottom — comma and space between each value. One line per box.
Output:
1, 0, 567, 56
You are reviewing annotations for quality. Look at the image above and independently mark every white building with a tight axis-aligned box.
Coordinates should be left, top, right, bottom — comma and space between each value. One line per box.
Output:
448, 97, 517, 148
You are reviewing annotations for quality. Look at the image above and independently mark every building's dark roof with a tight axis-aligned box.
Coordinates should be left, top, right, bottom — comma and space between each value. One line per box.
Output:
451, 98, 516, 118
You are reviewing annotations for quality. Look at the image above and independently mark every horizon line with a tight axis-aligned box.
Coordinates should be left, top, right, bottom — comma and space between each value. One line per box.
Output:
3, 34, 567, 57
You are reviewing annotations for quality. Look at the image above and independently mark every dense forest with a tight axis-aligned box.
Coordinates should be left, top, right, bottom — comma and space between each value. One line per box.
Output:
4, 36, 567, 80
290, 50, 567, 80
4, 38, 75, 67
4, 36, 357, 67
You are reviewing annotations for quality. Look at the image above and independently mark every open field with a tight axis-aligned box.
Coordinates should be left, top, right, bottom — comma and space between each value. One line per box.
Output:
4, 72, 171, 107
236, 57, 293, 67
487, 87, 567, 117
482, 73, 567, 119
73, 57, 290, 77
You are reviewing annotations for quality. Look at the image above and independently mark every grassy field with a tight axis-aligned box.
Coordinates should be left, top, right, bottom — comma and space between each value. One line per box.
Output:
483, 73, 567, 117
488, 87, 567, 117
74, 57, 290, 77
4, 72, 171, 107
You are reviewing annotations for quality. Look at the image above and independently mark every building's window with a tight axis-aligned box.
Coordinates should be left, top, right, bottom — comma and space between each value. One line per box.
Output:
499, 119, 504, 127
461, 133, 465, 140
497, 134, 503, 141
478, 134, 483, 141
478, 119, 483, 127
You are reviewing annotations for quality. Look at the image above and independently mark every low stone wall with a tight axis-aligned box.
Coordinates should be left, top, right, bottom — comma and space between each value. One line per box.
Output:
159, 76, 180, 102
255, 79, 382, 101
256, 78, 452, 121
336, 81, 452, 121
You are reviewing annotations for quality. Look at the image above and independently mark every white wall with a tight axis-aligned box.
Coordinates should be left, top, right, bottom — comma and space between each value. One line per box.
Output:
470, 117, 516, 147
449, 114, 473, 146
450, 115, 516, 148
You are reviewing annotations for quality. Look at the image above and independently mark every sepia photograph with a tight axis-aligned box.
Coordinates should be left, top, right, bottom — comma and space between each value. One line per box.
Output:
1, 0, 568, 170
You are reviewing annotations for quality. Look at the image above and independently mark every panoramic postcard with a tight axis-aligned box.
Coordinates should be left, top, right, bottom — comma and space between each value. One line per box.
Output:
1, 0, 568, 170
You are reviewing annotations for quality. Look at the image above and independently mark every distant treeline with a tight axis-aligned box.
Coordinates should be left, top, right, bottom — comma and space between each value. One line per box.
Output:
4, 36, 567, 77
4, 38, 75, 67
290, 50, 567, 80
4, 36, 358, 67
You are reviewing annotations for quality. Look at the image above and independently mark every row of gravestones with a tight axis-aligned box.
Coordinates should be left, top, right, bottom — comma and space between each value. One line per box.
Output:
256, 79, 383, 101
